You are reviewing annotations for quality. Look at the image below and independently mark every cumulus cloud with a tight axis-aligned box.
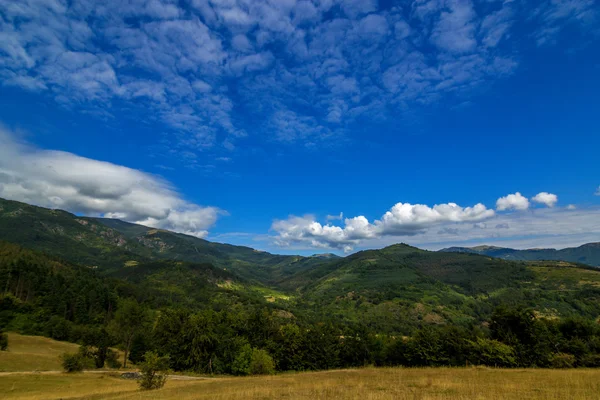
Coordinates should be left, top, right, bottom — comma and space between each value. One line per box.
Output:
0, 128, 221, 238
567, 204, 577, 210
271, 203, 600, 253
531, 192, 558, 207
496, 192, 530, 211
272, 201, 495, 252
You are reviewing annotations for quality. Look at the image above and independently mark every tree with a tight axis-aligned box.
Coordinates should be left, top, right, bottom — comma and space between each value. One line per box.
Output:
231, 344, 253, 375
112, 298, 148, 368
250, 349, 275, 375
82, 327, 115, 368
139, 351, 170, 390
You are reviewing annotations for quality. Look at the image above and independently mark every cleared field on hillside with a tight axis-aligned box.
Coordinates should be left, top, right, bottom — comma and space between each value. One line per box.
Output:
1, 367, 600, 400
0, 333, 127, 372
0, 333, 81, 372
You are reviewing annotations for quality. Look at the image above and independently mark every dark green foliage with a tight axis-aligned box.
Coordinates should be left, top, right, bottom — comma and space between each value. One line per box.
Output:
81, 327, 115, 368
139, 351, 169, 390
106, 349, 122, 368
61, 352, 85, 372
129, 334, 151, 365
0, 330, 7, 350
111, 298, 149, 368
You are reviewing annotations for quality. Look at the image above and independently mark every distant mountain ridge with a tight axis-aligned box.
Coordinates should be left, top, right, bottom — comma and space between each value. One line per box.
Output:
439, 243, 600, 267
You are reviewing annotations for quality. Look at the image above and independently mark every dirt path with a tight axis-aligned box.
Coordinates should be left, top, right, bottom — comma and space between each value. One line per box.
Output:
0, 370, 211, 380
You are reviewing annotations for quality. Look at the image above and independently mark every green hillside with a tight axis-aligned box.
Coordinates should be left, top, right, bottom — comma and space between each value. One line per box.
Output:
0, 198, 331, 283
289, 244, 600, 334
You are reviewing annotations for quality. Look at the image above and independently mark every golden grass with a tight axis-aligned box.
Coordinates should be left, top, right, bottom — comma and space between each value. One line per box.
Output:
0, 333, 128, 372
2, 367, 600, 400
0, 333, 80, 372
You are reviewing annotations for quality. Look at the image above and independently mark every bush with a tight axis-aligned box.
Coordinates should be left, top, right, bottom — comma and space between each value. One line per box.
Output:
139, 351, 170, 390
232, 345, 275, 376
0, 331, 8, 351
250, 349, 275, 375
106, 349, 122, 369
550, 353, 576, 369
469, 338, 517, 367
61, 352, 85, 373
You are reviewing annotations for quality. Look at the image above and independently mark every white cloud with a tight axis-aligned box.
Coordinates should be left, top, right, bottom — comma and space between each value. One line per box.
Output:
271, 204, 600, 253
567, 204, 577, 210
272, 200, 495, 252
496, 192, 530, 211
531, 192, 558, 208
0, 128, 222, 238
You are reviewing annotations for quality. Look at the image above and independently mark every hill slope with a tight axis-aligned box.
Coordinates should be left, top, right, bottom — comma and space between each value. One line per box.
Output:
0, 198, 331, 283
289, 244, 600, 333
440, 243, 600, 267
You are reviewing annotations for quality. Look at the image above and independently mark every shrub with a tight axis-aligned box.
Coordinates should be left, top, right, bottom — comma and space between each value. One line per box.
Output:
250, 349, 275, 375
139, 351, 170, 390
61, 352, 85, 373
232, 345, 275, 376
550, 353, 576, 369
469, 338, 517, 367
0, 331, 8, 351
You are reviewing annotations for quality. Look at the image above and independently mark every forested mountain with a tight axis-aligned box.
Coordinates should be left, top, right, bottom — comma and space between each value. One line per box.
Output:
2, 197, 600, 371
440, 243, 600, 267
0, 198, 331, 282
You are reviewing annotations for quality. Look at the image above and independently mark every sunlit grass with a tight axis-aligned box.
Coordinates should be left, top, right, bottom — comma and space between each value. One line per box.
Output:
2, 368, 600, 400
0, 333, 127, 372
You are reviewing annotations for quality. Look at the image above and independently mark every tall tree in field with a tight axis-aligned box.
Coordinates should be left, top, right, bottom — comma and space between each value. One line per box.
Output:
112, 298, 148, 368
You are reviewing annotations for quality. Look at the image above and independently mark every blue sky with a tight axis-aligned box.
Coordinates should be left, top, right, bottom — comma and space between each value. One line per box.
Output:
1, 0, 599, 254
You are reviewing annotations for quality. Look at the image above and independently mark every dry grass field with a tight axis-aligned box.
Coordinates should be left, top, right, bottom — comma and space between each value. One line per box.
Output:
2, 333, 600, 399
1, 368, 600, 400
0, 333, 81, 372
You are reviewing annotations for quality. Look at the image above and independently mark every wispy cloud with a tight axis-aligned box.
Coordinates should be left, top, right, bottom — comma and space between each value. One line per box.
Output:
1, 0, 596, 159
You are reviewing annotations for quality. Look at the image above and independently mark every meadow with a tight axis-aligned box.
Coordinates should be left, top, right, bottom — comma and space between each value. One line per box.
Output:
1, 334, 600, 400
2, 367, 600, 400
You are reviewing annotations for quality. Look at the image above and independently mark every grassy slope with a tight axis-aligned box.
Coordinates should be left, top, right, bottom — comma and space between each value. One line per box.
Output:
2, 368, 600, 399
0, 333, 80, 371
0, 333, 128, 372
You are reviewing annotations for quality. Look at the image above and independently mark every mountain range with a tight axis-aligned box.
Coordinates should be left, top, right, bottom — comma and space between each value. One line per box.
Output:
2, 196, 600, 334
439, 243, 600, 267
